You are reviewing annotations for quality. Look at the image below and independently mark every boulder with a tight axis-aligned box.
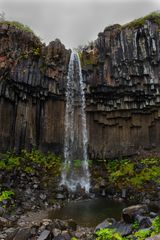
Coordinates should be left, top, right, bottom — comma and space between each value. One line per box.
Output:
95, 218, 115, 231
10, 228, 31, 240
5, 229, 19, 240
122, 204, 148, 223
135, 214, 152, 228
52, 228, 61, 237
37, 230, 51, 240
112, 222, 132, 237
61, 230, 71, 240
146, 234, 160, 240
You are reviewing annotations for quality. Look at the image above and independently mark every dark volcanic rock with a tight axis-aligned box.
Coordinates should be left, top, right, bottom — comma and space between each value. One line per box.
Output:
10, 227, 31, 240
1, 17, 160, 158
37, 230, 52, 240
122, 204, 148, 223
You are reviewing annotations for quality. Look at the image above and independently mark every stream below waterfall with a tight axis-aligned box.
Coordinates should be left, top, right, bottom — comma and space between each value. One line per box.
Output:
49, 198, 128, 227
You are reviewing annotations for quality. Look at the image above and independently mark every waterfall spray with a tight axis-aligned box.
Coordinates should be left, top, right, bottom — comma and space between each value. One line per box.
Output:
61, 51, 90, 192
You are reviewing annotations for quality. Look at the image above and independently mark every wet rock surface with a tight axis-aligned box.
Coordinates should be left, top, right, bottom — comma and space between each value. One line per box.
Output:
0, 202, 159, 240
1, 18, 160, 158
1, 216, 93, 240
122, 204, 148, 223
83, 20, 160, 159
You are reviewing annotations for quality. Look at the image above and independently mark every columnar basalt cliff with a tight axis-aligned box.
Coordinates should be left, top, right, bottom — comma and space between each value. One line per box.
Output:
82, 15, 160, 159
0, 14, 160, 159
0, 22, 70, 153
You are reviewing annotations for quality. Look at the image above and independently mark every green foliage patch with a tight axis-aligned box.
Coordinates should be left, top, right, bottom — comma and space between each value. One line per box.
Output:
95, 215, 160, 240
106, 157, 160, 190
0, 20, 35, 34
0, 190, 14, 203
134, 229, 151, 240
95, 228, 122, 240
122, 11, 160, 29
152, 216, 160, 234
0, 190, 15, 209
0, 149, 61, 175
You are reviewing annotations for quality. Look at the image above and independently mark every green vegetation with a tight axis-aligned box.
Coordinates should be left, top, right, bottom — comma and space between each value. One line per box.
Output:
0, 149, 61, 175
131, 220, 140, 230
95, 215, 160, 240
20, 47, 41, 60
0, 152, 20, 170
32, 47, 40, 56
0, 190, 14, 203
152, 216, 160, 234
0, 20, 35, 34
134, 229, 151, 240
73, 159, 82, 168
0, 190, 14, 208
122, 11, 160, 29
106, 157, 160, 190
79, 50, 97, 67
95, 228, 122, 240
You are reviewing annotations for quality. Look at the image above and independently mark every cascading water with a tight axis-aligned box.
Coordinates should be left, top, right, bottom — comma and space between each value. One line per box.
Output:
61, 51, 90, 192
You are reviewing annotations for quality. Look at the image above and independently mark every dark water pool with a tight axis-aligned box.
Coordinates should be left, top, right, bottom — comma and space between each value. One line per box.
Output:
49, 198, 127, 227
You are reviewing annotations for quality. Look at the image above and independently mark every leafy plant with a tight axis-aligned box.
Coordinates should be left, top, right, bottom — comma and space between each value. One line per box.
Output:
21, 149, 61, 174
132, 220, 140, 230
0, 152, 20, 170
106, 157, 160, 190
96, 228, 122, 240
0, 190, 14, 202
32, 47, 40, 56
152, 215, 160, 234
0, 149, 61, 176
134, 229, 151, 240
24, 166, 35, 174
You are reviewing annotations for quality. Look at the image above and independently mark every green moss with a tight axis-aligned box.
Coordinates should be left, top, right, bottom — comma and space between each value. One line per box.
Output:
0, 152, 20, 170
0, 190, 15, 208
79, 50, 97, 67
152, 216, 160, 234
32, 47, 40, 56
0, 149, 61, 176
0, 190, 14, 202
0, 20, 41, 43
96, 228, 122, 240
134, 229, 151, 240
24, 166, 35, 174
0, 20, 35, 34
106, 157, 160, 190
20, 51, 29, 59
122, 11, 160, 29
21, 149, 61, 174
20, 47, 41, 60
94, 215, 160, 240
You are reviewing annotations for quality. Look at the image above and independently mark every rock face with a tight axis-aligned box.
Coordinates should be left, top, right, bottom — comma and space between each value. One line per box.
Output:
1, 16, 160, 159
83, 19, 160, 159
0, 23, 70, 154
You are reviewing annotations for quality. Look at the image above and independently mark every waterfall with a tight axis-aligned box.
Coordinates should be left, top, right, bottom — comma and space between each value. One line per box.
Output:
61, 51, 90, 192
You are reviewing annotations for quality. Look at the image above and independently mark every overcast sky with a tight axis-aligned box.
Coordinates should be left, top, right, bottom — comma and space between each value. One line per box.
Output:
1, 0, 160, 49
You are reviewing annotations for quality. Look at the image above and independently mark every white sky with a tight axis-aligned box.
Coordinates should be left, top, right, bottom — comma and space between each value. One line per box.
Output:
1, 0, 160, 49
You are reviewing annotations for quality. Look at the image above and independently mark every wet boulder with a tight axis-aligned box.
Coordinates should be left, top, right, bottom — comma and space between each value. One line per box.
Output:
122, 204, 148, 223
